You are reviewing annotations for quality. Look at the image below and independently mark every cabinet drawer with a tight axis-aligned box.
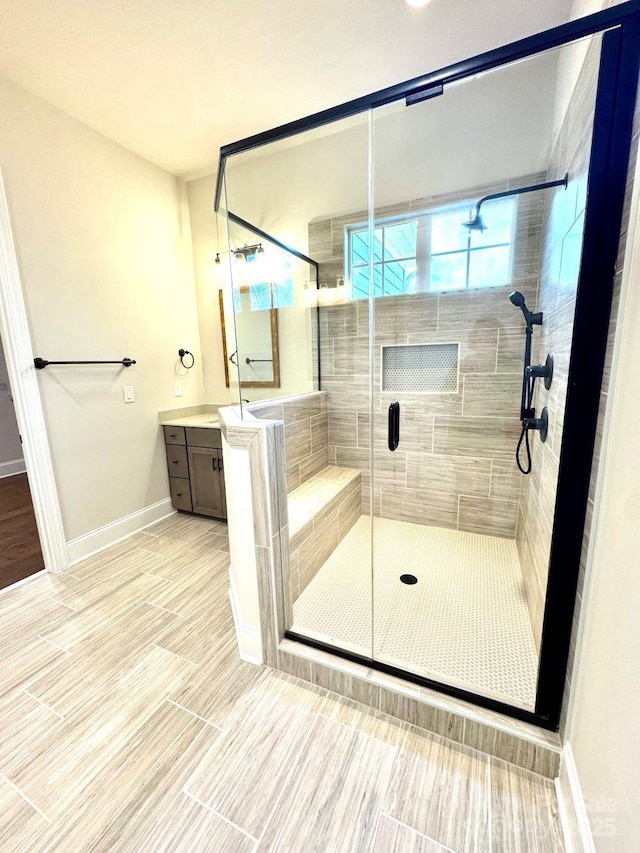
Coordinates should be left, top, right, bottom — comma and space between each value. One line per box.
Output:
169, 477, 192, 512
163, 425, 186, 446
185, 426, 222, 449
166, 444, 189, 478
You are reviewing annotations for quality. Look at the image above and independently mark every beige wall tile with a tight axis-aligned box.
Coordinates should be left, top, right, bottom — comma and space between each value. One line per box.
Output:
459, 496, 518, 538
407, 453, 491, 498
462, 373, 522, 419
433, 416, 521, 460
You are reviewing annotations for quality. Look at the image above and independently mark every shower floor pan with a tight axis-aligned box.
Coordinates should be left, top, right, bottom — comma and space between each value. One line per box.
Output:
291, 516, 538, 710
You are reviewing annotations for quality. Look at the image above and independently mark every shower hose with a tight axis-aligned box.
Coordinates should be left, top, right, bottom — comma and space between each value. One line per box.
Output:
516, 374, 538, 475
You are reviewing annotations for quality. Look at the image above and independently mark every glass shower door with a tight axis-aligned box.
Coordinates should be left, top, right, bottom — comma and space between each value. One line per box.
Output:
367, 35, 603, 710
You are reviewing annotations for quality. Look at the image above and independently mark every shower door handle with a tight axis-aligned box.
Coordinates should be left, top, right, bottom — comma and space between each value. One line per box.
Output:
388, 402, 400, 451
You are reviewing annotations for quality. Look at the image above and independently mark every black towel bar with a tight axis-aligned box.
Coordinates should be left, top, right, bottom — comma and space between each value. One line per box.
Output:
34, 357, 136, 369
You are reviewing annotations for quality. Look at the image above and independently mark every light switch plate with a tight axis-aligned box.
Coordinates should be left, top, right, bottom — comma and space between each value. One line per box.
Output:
123, 386, 135, 403
174, 381, 182, 397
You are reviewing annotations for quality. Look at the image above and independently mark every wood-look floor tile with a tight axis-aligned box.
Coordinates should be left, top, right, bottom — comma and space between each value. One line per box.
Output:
489, 757, 564, 853
0, 596, 74, 646
28, 603, 181, 717
258, 713, 395, 852
140, 533, 218, 561
4, 645, 195, 819
185, 672, 325, 838
0, 775, 49, 852
143, 543, 229, 583
145, 553, 229, 616
87, 711, 221, 851
41, 571, 170, 652
210, 532, 230, 552
31, 701, 209, 851
373, 814, 454, 852
52, 549, 167, 610
384, 725, 490, 853
170, 632, 264, 727
155, 594, 234, 664
140, 793, 256, 852
0, 691, 61, 769
0, 573, 74, 620
147, 514, 227, 543
0, 636, 69, 700
319, 690, 404, 748
69, 538, 162, 580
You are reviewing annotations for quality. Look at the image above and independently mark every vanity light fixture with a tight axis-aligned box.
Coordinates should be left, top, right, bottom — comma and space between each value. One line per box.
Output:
405, 0, 432, 7
234, 243, 264, 262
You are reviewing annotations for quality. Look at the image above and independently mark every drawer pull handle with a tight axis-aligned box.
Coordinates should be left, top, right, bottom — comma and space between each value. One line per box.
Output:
212, 457, 217, 471
169, 433, 177, 438
172, 460, 179, 464
176, 492, 183, 497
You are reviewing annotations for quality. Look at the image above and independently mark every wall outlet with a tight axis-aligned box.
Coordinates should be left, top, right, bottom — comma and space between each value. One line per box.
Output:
123, 386, 135, 403
174, 381, 183, 397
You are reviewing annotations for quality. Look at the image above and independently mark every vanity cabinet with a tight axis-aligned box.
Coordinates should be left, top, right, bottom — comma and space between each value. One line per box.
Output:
163, 424, 227, 520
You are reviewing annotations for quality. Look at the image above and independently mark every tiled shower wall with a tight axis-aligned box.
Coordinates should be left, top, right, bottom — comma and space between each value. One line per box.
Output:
310, 179, 545, 538
516, 41, 600, 652
247, 392, 328, 492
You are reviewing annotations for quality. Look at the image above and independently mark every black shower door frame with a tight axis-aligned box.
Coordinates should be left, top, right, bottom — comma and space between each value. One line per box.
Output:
216, 0, 640, 731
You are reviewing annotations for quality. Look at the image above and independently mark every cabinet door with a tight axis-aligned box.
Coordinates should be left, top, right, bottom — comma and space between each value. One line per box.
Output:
188, 446, 226, 519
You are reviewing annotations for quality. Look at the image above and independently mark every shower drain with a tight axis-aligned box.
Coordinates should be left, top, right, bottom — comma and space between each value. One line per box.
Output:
400, 574, 418, 585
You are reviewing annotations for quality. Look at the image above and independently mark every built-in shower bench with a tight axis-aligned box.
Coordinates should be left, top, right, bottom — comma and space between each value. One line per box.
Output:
287, 465, 361, 599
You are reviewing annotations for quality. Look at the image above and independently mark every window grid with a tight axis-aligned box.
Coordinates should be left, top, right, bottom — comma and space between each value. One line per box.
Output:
346, 197, 516, 299
350, 224, 418, 298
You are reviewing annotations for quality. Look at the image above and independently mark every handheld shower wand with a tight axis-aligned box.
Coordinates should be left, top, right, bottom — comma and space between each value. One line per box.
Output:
509, 291, 552, 474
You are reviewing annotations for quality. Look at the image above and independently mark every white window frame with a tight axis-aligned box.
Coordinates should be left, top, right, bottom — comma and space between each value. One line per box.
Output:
345, 197, 517, 298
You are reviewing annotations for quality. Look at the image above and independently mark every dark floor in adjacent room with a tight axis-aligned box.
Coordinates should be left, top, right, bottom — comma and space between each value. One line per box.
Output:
0, 473, 44, 590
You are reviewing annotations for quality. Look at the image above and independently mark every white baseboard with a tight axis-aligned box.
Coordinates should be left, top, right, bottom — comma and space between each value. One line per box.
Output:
556, 743, 596, 853
66, 498, 175, 565
0, 458, 26, 478
228, 566, 263, 665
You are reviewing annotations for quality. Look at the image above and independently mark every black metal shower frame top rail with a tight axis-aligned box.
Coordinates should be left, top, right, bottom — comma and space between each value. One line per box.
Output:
213, 0, 640, 213
214, 0, 640, 732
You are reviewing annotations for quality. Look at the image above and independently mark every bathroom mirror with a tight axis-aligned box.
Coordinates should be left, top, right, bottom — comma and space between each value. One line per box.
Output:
219, 288, 280, 388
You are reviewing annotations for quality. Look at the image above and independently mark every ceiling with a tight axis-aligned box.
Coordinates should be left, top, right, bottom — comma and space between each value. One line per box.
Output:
0, 0, 582, 180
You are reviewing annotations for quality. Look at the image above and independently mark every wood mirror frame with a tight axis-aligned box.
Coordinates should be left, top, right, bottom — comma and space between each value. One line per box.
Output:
218, 288, 280, 389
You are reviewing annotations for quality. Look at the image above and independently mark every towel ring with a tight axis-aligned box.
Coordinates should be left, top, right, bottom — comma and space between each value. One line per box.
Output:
178, 348, 195, 369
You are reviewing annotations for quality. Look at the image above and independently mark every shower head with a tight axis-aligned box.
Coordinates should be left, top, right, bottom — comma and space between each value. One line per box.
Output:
462, 210, 486, 232
462, 173, 570, 234
509, 291, 542, 332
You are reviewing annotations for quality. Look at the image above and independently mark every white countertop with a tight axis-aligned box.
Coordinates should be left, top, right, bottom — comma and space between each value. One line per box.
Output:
160, 413, 220, 429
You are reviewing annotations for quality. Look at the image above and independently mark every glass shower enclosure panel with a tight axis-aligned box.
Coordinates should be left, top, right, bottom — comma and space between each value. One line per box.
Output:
222, 113, 375, 655
367, 35, 603, 710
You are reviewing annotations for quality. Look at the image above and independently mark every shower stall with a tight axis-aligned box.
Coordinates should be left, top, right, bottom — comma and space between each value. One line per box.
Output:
216, 3, 640, 729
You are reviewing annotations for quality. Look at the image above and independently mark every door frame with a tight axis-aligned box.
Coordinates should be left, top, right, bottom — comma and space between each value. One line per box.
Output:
0, 170, 69, 573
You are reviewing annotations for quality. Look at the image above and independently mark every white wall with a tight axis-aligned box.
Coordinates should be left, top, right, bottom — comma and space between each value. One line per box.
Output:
0, 76, 204, 541
0, 335, 23, 468
564, 150, 640, 851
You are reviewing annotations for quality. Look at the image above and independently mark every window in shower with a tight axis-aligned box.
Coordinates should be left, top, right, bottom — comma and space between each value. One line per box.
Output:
347, 196, 515, 299
348, 219, 418, 298
429, 196, 516, 291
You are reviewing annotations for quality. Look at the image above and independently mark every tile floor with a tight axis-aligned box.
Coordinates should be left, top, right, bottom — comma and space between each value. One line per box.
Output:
293, 517, 539, 709
0, 512, 564, 851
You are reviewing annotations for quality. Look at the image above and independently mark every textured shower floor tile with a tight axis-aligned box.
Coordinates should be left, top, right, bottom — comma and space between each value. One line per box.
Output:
292, 517, 538, 709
